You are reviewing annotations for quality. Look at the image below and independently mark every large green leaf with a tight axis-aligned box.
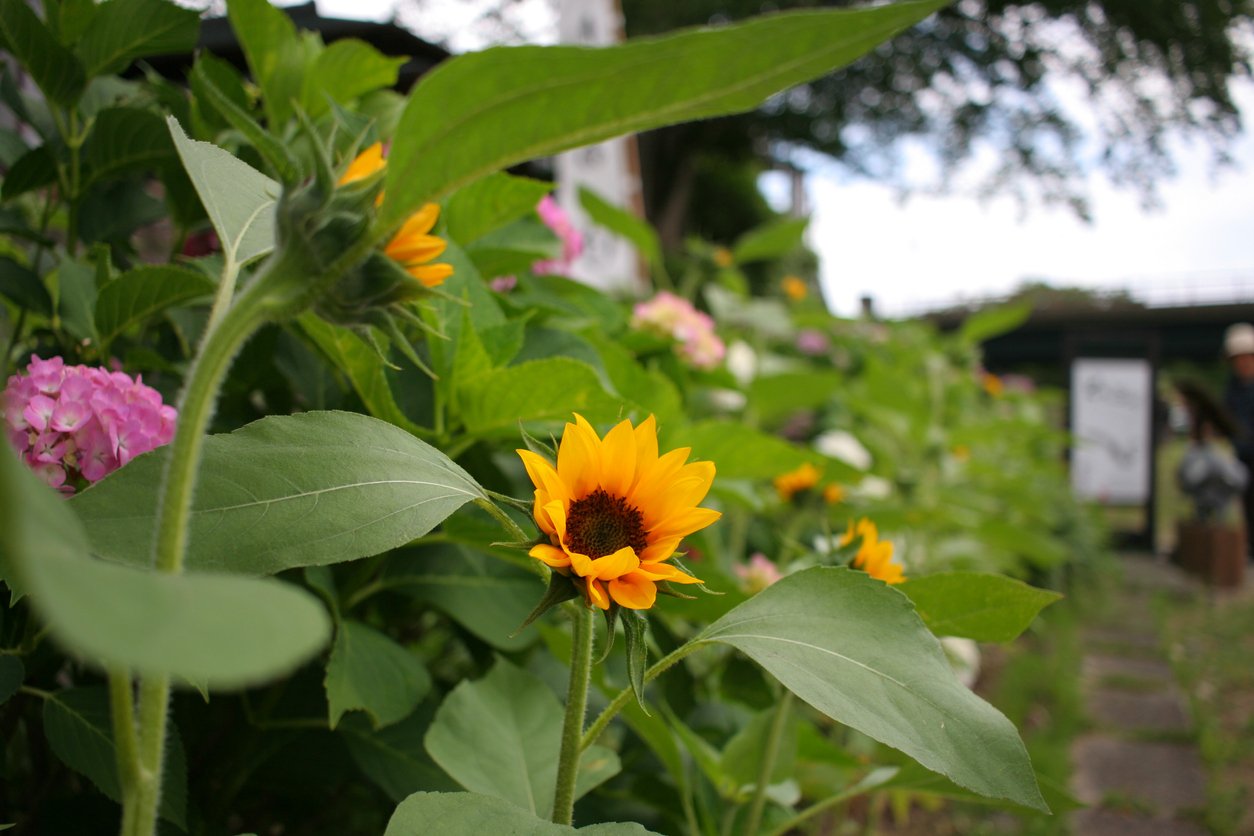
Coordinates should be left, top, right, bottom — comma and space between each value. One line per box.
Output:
384, 791, 657, 836
83, 107, 175, 187
748, 371, 843, 424
694, 567, 1047, 811
71, 411, 485, 574
341, 709, 460, 802
42, 686, 187, 827
424, 658, 620, 818
74, 0, 199, 77
325, 619, 432, 729
0, 0, 85, 105
381, 0, 946, 229
0, 655, 22, 706
0, 256, 52, 316
94, 265, 215, 349
167, 116, 278, 266
898, 572, 1061, 643
444, 173, 553, 246
459, 358, 622, 436
382, 545, 541, 651
731, 216, 809, 264
1, 441, 331, 686
1, 144, 58, 201
225, 0, 306, 127
302, 38, 406, 118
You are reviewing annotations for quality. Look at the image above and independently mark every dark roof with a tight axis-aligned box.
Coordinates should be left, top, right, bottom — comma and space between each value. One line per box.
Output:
142, 2, 449, 90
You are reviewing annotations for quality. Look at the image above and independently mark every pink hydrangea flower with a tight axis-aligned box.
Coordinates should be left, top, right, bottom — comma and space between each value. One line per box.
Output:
532, 195, 584, 276
796, 329, 831, 356
734, 553, 782, 594
3, 355, 177, 494
631, 291, 726, 370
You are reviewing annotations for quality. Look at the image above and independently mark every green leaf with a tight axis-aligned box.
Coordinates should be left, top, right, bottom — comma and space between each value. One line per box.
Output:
42, 687, 188, 827
95, 265, 215, 349
381, 0, 944, 229
578, 186, 662, 269
0, 655, 22, 705
958, 302, 1031, 345
75, 0, 199, 76
226, 0, 313, 127
694, 567, 1047, 811
56, 0, 97, 45
0, 0, 85, 105
459, 358, 622, 436
674, 421, 848, 482
189, 57, 300, 184
167, 116, 279, 266
71, 411, 485, 575
2, 144, 58, 201
384, 791, 657, 835
721, 708, 798, 794
55, 257, 98, 345
445, 173, 553, 246
731, 216, 809, 264
748, 371, 843, 424
82, 107, 175, 186
303, 38, 406, 118
898, 572, 1061, 643
326, 619, 432, 730
424, 657, 620, 818
340, 709, 460, 801
621, 608, 648, 710
0, 256, 52, 316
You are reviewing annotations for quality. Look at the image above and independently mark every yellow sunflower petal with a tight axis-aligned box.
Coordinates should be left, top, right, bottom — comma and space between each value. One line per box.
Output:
559, 415, 601, 499
395, 203, 440, 239
586, 546, 639, 581
598, 418, 638, 498
633, 561, 702, 584
544, 499, 569, 543
650, 475, 712, 520
639, 534, 683, 563
517, 450, 568, 506
407, 263, 453, 287
386, 234, 447, 264
630, 446, 694, 520
567, 549, 594, 578
586, 578, 611, 610
649, 507, 722, 542
608, 572, 657, 609
633, 415, 659, 474
339, 141, 385, 185
529, 543, 571, 568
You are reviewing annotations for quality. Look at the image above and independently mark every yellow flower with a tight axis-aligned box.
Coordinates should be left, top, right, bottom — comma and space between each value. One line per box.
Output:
517, 414, 719, 610
782, 276, 808, 301
952, 444, 970, 462
774, 461, 821, 502
839, 518, 905, 584
338, 141, 386, 185
981, 372, 1003, 398
822, 483, 845, 505
384, 203, 454, 288
712, 247, 734, 268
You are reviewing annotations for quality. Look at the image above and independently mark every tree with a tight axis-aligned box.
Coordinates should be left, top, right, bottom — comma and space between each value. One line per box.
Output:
622, 0, 1253, 247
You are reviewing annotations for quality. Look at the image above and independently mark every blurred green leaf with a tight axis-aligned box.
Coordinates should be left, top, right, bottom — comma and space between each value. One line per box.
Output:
459, 358, 623, 436
326, 620, 432, 729
2, 144, 58, 201
0, 655, 22, 706
303, 38, 405, 118
0, 256, 52, 316
445, 173, 553, 246
0, 0, 85, 105
748, 371, 842, 424
579, 186, 662, 269
674, 421, 837, 482
958, 303, 1031, 345
731, 216, 809, 264
56, 258, 98, 344
82, 107, 175, 186
381, 0, 947, 229
424, 657, 620, 817
71, 411, 486, 574
696, 567, 1048, 811
75, 0, 198, 76
340, 708, 460, 802
384, 791, 657, 835
95, 265, 215, 349
899, 572, 1061, 642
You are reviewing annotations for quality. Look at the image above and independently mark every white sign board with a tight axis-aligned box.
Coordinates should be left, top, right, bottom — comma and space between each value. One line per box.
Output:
1070, 358, 1153, 504
556, 0, 646, 293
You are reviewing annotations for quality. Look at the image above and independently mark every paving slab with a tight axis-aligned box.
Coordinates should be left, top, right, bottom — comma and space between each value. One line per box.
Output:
1071, 736, 1206, 813
1071, 808, 1207, 836
1087, 689, 1192, 734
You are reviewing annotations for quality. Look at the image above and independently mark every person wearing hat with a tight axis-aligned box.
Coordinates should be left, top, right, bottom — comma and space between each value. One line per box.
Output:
1223, 322, 1254, 558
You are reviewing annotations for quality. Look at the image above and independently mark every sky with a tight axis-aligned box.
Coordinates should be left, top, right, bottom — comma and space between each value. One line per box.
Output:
293, 0, 1254, 318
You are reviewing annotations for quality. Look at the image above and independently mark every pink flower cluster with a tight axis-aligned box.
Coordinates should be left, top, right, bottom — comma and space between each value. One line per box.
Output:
734, 553, 782, 594
532, 195, 584, 277
631, 291, 726, 370
4, 355, 177, 493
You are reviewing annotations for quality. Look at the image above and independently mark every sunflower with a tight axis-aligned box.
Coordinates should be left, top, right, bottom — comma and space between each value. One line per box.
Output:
517, 414, 719, 610
839, 517, 905, 584
338, 144, 453, 288
773, 461, 821, 502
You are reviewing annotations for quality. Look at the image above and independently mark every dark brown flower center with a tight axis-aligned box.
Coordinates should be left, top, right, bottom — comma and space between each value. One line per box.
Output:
565, 489, 648, 559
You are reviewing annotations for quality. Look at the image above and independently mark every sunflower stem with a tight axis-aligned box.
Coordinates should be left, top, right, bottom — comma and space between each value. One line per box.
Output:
743, 688, 794, 835
552, 603, 595, 825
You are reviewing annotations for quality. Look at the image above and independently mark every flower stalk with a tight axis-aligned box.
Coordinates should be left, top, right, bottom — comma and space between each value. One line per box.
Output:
743, 688, 794, 836
552, 602, 595, 825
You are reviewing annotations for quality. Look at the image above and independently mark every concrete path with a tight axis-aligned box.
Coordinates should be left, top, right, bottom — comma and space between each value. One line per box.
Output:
1070, 556, 1208, 836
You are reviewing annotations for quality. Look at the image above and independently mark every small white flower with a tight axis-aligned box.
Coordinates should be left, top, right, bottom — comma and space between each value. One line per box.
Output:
854, 474, 892, 499
726, 340, 757, 386
813, 429, 872, 471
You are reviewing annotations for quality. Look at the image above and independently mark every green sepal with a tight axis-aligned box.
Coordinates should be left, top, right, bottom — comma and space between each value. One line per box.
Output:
654, 582, 697, 601
513, 570, 580, 635
379, 313, 438, 379
621, 608, 649, 713
596, 603, 619, 665
518, 421, 557, 460
671, 555, 722, 596
294, 104, 336, 204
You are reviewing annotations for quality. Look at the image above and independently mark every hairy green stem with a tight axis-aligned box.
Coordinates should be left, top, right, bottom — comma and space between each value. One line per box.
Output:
580, 640, 705, 751
743, 689, 794, 835
108, 669, 140, 808
552, 604, 595, 825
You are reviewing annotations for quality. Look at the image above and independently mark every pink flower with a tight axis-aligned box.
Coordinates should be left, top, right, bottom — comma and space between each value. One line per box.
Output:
796, 329, 830, 356
489, 275, 518, 293
631, 292, 726, 370
532, 195, 584, 276
734, 553, 782, 594
3, 356, 177, 495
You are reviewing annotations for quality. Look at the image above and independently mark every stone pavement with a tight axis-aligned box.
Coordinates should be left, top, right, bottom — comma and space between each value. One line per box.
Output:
1070, 556, 1209, 836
